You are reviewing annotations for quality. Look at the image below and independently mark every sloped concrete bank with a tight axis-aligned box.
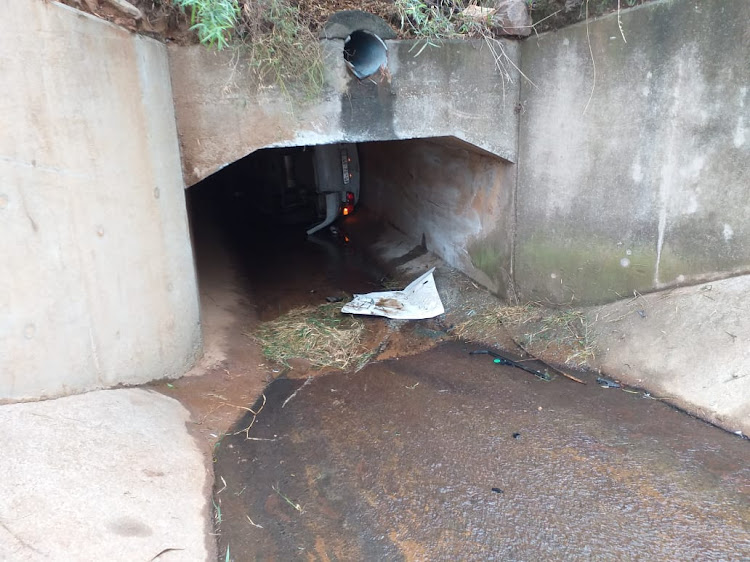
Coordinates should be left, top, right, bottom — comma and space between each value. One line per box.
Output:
0, 389, 212, 561
368, 226, 750, 437
589, 275, 750, 437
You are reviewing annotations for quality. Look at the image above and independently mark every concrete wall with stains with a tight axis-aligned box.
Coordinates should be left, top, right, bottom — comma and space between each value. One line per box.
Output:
360, 138, 515, 299
0, 2, 201, 400
168, 39, 521, 186
515, 0, 750, 305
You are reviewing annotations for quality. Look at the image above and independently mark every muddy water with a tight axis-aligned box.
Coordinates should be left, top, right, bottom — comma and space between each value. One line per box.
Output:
214, 342, 750, 561
241, 227, 383, 321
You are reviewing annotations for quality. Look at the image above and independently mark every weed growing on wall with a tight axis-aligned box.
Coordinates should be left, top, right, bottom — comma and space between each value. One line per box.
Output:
170, 0, 639, 98
396, 0, 459, 56
172, 0, 324, 98
172, 0, 239, 50
240, 0, 324, 99
395, 0, 532, 92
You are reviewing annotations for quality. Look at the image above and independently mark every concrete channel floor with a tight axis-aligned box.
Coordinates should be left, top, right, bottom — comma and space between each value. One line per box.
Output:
0, 389, 211, 562
213, 341, 750, 561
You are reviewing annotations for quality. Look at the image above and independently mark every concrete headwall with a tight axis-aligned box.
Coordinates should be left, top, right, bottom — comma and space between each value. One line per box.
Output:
515, 0, 750, 304
0, 1, 201, 400
169, 39, 521, 185
361, 138, 515, 298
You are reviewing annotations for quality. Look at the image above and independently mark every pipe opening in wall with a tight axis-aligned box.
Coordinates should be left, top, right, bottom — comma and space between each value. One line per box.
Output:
343, 30, 388, 80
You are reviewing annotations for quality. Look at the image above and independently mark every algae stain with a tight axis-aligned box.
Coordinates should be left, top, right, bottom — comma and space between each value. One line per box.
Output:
516, 236, 658, 304
468, 229, 508, 285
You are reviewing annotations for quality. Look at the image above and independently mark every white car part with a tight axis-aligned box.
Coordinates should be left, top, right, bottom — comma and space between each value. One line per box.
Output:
306, 192, 340, 236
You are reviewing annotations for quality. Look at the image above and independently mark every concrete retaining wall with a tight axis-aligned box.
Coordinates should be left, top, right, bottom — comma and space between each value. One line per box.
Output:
361, 138, 515, 298
169, 39, 521, 186
0, 1, 201, 401
515, 0, 750, 304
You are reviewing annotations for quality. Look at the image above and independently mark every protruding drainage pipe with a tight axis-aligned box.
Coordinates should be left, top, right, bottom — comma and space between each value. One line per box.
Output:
343, 30, 388, 80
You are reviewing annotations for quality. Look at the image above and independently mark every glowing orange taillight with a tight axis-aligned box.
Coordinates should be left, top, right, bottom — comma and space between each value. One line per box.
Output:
342, 204, 354, 216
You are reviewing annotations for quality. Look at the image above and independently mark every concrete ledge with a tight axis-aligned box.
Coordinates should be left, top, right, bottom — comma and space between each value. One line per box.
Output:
168, 38, 520, 185
590, 275, 750, 437
0, 389, 211, 561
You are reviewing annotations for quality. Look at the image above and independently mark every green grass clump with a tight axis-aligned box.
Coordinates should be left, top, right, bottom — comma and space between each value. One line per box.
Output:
243, 0, 324, 98
396, 0, 459, 55
173, 0, 239, 50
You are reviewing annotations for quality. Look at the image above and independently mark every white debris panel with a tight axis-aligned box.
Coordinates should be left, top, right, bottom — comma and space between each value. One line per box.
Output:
342, 268, 445, 320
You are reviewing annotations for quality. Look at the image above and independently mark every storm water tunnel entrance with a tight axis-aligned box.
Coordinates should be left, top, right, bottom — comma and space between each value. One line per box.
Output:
185, 137, 511, 325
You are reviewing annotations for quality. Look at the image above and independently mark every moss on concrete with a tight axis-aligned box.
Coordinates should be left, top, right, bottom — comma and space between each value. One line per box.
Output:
468, 228, 510, 291
515, 235, 657, 304
516, 230, 750, 305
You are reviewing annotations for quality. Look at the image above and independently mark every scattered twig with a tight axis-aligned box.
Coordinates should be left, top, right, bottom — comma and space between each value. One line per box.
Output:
220, 401, 258, 413
233, 394, 267, 439
246, 515, 264, 529
616, 0, 627, 43
583, 0, 596, 115
0, 520, 46, 556
272, 484, 304, 513
282, 377, 312, 408
149, 548, 185, 562
217, 476, 227, 494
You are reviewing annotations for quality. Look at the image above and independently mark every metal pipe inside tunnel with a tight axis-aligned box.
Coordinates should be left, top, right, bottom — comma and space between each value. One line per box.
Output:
343, 30, 388, 80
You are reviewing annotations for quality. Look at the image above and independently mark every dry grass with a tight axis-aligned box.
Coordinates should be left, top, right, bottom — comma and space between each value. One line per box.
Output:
454, 303, 597, 368
252, 302, 369, 371
521, 308, 597, 367
453, 303, 540, 340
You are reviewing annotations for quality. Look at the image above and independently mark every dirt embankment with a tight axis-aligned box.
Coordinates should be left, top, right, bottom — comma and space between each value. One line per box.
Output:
57, 0, 652, 46
57, 0, 399, 44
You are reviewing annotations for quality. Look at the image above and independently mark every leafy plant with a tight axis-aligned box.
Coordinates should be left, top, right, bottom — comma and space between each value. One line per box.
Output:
172, 0, 239, 50
171, 0, 324, 98
395, 0, 459, 55
395, 0, 532, 91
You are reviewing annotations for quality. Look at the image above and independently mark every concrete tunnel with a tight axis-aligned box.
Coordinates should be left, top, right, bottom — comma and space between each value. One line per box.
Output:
185, 136, 516, 326
179, 12, 518, 312
172, 11, 523, 320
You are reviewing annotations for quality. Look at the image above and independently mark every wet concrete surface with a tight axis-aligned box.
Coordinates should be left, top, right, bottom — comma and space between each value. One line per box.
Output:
214, 341, 750, 561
